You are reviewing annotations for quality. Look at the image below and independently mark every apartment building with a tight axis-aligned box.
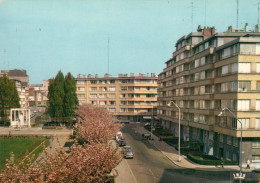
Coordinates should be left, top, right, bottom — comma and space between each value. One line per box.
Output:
158, 24, 260, 167
0, 69, 29, 108
75, 73, 157, 122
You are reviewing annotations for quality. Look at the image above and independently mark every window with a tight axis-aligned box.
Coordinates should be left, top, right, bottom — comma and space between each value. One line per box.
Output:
255, 119, 260, 129
120, 101, 127, 105
222, 47, 232, 59
199, 115, 205, 123
99, 101, 107, 105
252, 141, 260, 147
195, 73, 200, 81
175, 66, 180, 73
120, 108, 127, 112
194, 100, 199, 108
227, 136, 232, 145
252, 155, 260, 162
237, 118, 250, 129
221, 100, 228, 109
200, 100, 205, 109
231, 81, 238, 91
238, 81, 251, 91
99, 94, 107, 98
221, 65, 229, 75
237, 100, 250, 111
90, 94, 97, 98
108, 94, 116, 98
194, 113, 199, 122
238, 63, 251, 73
90, 87, 97, 91
200, 71, 205, 80
256, 100, 260, 111
77, 87, 85, 91
90, 80, 97, 84
146, 94, 155, 98
91, 101, 97, 105
205, 42, 209, 49
78, 94, 85, 98
108, 101, 116, 105
201, 57, 205, 65
110, 80, 115, 84
221, 83, 228, 92
200, 86, 205, 94
108, 108, 116, 112
257, 63, 260, 73
120, 94, 127, 98
109, 87, 116, 91
77, 80, 86, 85
232, 137, 238, 147
180, 76, 184, 84
195, 59, 200, 68
231, 63, 238, 73
121, 86, 127, 91
219, 134, 223, 142
257, 81, 260, 90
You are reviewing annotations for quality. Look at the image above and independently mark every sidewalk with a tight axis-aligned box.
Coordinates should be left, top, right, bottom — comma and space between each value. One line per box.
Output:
137, 126, 252, 172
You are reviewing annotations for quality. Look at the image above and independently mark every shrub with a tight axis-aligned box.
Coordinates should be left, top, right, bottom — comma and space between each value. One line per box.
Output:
187, 151, 238, 165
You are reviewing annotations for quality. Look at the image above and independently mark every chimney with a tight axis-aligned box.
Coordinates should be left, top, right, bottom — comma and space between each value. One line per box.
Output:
245, 23, 249, 32
197, 25, 202, 32
227, 26, 233, 32
203, 26, 216, 38
256, 25, 259, 33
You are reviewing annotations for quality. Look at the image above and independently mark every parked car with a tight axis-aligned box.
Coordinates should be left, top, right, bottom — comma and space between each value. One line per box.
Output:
119, 139, 126, 146
125, 150, 134, 159
116, 131, 123, 142
122, 146, 132, 154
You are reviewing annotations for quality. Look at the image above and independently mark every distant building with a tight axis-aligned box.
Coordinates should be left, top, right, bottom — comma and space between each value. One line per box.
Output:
0, 69, 29, 108
158, 24, 260, 167
75, 73, 158, 122
29, 80, 49, 107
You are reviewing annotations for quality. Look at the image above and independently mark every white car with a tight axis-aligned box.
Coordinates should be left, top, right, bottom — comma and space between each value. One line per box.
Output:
125, 150, 134, 159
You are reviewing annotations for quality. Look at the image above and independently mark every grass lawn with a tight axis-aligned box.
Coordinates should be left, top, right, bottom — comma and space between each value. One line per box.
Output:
0, 137, 50, 172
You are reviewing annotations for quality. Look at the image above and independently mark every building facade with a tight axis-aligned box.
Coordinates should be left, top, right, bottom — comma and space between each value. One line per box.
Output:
158, 24, 260, 167
75, 73, 157, 122
29, 80, 49, 107
0, 69, 29, 108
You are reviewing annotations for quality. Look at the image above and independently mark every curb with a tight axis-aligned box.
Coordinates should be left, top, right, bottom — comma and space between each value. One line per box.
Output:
148, 139, 185, 169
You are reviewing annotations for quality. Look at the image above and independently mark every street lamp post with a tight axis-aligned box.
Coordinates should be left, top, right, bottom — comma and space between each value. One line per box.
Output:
218, 107, 244, 183
168, 101, 181, 162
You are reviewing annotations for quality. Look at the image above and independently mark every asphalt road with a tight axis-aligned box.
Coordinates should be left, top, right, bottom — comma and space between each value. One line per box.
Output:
120, 124, 256, 183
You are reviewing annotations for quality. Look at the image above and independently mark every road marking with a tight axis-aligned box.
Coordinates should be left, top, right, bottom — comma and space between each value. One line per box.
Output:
125, 159, 138, 183
149, 168, 156, 179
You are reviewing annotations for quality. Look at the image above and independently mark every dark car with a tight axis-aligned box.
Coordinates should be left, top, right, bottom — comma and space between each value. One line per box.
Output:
119, 139, 126, 146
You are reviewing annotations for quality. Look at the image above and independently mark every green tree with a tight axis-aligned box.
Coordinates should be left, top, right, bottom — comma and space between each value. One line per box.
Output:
48, 71, 64, 122
0, 75, 20, 125
63, 72, 78, 123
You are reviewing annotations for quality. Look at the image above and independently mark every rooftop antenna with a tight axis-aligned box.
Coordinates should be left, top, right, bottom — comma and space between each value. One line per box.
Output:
204, 0, 207, 26
257, 2, 260, 25
190, 0, 194, 31
236, 0, 239, 28
107, 35, 110, 74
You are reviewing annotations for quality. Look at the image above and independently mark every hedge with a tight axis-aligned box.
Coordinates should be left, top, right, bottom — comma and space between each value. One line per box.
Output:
187, 152, 238, 165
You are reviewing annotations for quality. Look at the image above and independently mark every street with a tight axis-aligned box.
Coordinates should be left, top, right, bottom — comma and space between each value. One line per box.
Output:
116, 124, 254, 183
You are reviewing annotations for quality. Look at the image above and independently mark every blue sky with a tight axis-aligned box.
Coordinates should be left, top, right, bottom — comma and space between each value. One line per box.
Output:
0, 0, 257, 83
